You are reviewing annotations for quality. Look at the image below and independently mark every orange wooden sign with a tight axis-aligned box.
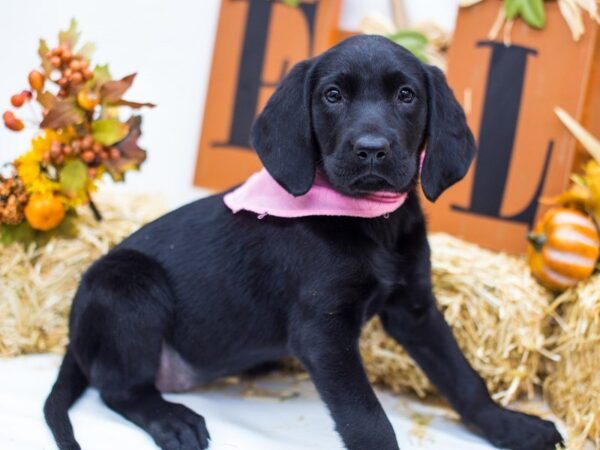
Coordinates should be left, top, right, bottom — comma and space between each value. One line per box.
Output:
194, 0, 341, 191
423, 1, 600, 254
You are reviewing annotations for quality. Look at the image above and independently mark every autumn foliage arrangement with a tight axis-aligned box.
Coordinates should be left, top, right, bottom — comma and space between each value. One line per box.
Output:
0, 20, 154, 243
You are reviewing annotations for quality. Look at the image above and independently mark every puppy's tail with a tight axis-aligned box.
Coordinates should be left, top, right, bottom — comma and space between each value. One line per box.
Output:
44, 346, 88, 450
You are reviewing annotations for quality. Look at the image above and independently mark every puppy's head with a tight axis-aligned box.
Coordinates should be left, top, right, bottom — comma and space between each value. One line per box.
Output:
251, 35, 476, 201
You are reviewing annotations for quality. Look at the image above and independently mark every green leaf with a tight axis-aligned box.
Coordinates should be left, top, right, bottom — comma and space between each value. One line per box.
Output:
59, 159, 88, 197
38, 39, 52, 75
56, 211, 79, 237
504, 0, 546, 28
100, 73, 137, 104
0, 222, 36, 246
40, 98, 85, 129
386, 30, 429, 62
78, 41, 96, 59
91, 119, 130, 146
92, 64, 112, 86
281, 0, 300, 6
58, 18, 81, 49
38, 211, 79, 244
387, 30, 428, 46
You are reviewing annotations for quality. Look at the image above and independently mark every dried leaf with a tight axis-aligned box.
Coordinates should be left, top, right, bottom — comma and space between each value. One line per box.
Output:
113, 99, 156, 109
100, 73, 137, 104
36, 91, 58, 111
91, 119, 130, 146
574, 0, 600, 21
58, 18, 80, 49
106, 116, 146, 180
59, 159, 88, 197
38, 39, 52, 75
460, 0, 485, 6
40, 99, 85, 130
555, 107, 600, 162
558, 0, 585, 41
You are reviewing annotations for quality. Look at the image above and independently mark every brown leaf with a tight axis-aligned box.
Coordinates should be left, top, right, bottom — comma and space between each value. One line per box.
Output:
100, 73, 137, 104
40, 99, 85, 130
105, 116, 147, 180
36, 91, 58, 111
114, 99, 156, 109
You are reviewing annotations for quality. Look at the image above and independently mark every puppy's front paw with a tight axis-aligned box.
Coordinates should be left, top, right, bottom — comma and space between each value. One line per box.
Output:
475, 405, 563, 450
147, 404, 210, 450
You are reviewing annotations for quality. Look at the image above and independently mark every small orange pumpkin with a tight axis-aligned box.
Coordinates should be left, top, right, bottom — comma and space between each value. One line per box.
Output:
528, 207, 600, 291
24, 194, 65, 231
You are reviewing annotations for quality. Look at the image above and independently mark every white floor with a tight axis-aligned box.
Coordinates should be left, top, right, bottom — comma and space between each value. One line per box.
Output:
0, 354, 545, 450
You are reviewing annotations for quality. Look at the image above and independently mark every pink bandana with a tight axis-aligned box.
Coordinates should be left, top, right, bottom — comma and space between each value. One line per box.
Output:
224, 152, 424, 219
224, 169, 408, 218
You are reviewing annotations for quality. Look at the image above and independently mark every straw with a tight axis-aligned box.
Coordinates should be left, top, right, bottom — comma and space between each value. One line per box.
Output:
0, 192, 164, 356
544, 274, 600, 449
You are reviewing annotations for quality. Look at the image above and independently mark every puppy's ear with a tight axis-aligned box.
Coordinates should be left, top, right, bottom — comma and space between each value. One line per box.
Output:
421, 65, 476, 202
251, 60, 317, 196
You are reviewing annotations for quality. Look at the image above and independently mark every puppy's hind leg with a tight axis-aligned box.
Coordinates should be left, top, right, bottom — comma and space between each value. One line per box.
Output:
72, 249, 210, 450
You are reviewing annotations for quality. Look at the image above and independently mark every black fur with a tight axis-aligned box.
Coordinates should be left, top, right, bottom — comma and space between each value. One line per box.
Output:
45, 35, 562, 450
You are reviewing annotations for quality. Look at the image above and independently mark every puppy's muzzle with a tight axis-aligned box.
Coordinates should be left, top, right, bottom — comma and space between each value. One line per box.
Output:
353, 134, 389, 165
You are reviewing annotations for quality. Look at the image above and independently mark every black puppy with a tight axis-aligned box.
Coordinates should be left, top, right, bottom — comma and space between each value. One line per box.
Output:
45, 35, 563, 450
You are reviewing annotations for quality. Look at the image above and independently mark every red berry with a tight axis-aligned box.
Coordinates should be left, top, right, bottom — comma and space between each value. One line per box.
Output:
109, 147, 121, 160
82, 135, 94, 149
10, 93, 25, 107
71, 72, 83, 84
3, 111, 25, 131
62, 49, 72, 62
81, 150, 95, 163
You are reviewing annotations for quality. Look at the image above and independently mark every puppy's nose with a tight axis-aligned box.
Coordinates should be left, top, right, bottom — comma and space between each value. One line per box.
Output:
354, 135, 389, 163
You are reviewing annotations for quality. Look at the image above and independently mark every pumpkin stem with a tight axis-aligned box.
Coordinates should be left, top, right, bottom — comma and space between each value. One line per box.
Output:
527, 231, 546, 251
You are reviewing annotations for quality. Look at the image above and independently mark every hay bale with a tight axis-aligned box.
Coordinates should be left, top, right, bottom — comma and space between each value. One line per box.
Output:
360, 233, 554, 405
0, 192, 164, 356
544, 275, 600, 450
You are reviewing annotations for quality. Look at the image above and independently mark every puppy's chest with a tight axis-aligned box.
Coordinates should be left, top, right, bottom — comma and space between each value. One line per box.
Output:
365, 245, 409, 292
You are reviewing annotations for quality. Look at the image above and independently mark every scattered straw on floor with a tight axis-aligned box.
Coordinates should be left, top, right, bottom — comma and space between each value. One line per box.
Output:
0, 192, 164, 356
360, 233, 555, 406
544, 275, 600, 450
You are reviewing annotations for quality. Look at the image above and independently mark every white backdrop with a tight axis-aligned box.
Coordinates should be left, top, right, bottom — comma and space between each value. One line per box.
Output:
0, 0, 458, 206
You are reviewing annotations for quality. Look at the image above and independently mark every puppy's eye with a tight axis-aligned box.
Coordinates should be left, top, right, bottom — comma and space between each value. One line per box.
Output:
397, 87, 415, 103
324, 88, 342, 104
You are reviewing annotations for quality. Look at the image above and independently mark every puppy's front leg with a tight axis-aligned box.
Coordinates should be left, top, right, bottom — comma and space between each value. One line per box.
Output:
380, 278, 563, 450
291, 315, 399, 450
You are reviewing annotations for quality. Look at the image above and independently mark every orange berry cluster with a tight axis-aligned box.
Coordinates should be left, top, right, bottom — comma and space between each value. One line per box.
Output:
46, 45, 93, 98
44, 135, 121, 177
0, 175, 28, 225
